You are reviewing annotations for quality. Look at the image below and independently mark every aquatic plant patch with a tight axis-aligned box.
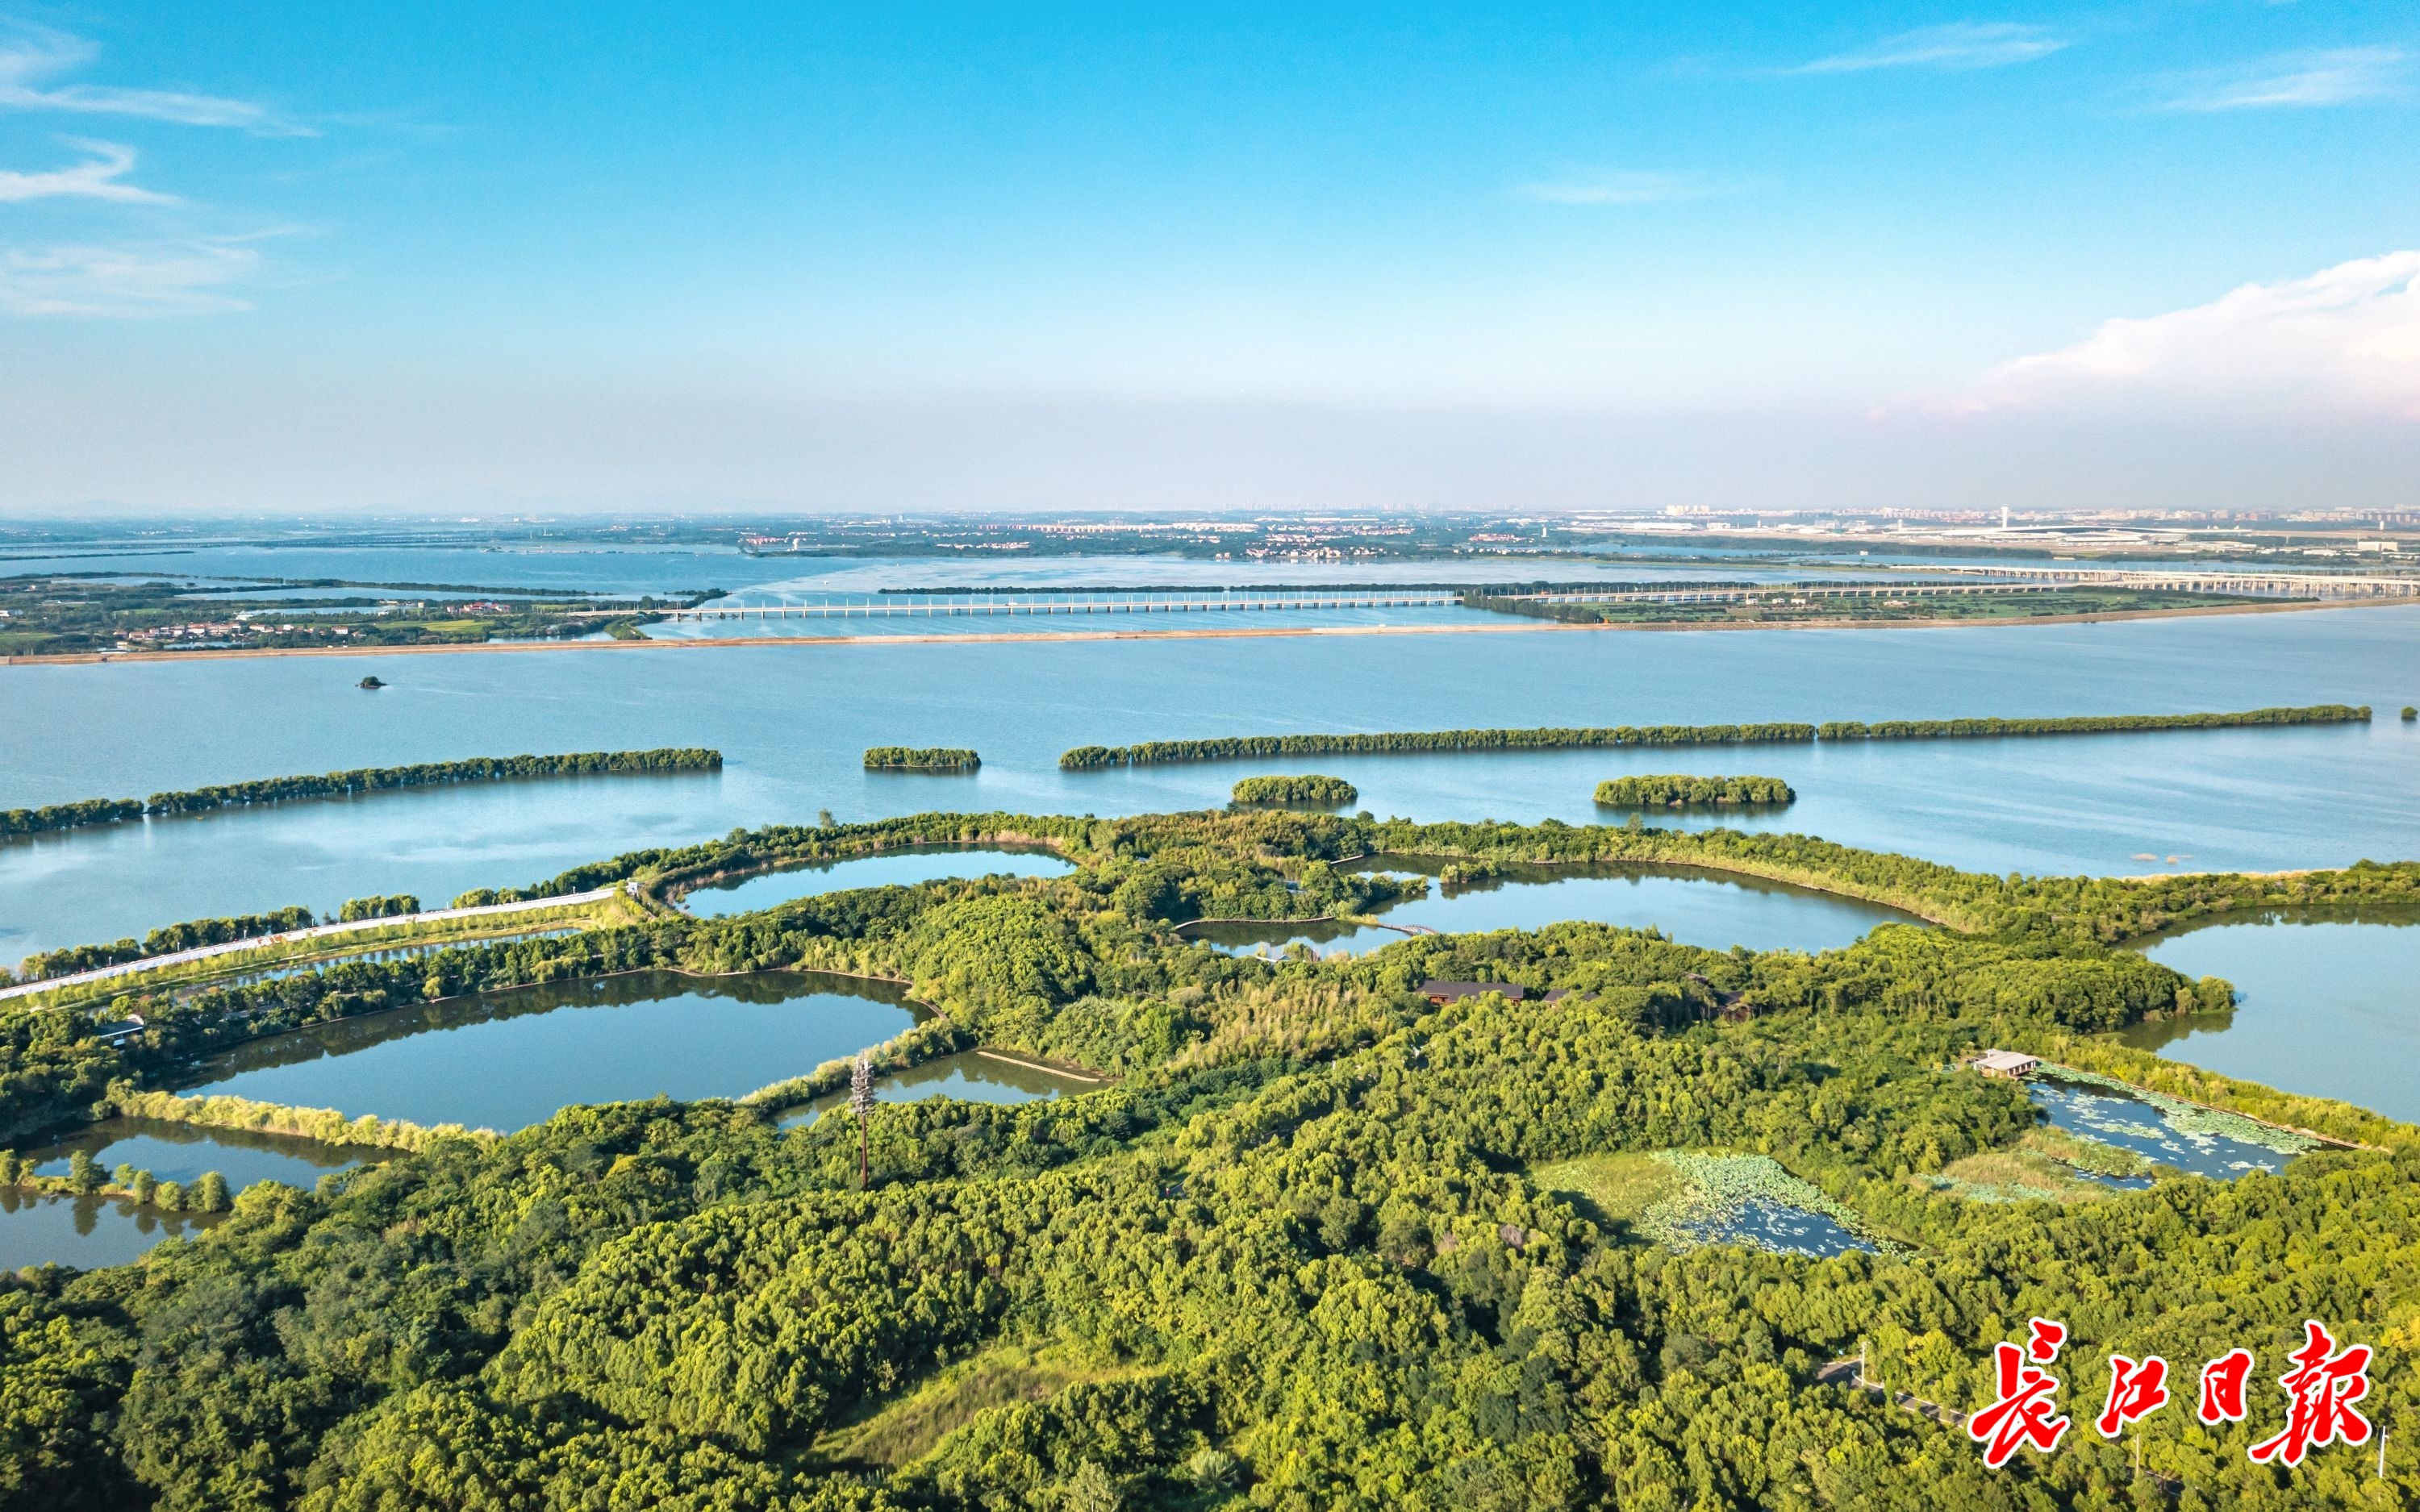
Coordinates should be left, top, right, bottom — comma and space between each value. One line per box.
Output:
1634, 1151, 1886, 1256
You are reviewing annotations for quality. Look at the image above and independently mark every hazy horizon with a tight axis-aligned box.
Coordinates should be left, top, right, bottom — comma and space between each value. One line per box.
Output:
3, 5, 2415, 514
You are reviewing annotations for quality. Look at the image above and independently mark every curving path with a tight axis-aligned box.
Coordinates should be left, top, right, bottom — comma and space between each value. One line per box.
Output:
2, 885, 624, 1004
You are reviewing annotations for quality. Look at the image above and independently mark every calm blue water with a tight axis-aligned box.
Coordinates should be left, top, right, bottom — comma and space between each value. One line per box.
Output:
25, 1117, 378, 1190
1191, 864, 1913, 957
0, 1188, 218, 1272
776, 1048, 1092, 1128
681, 848, 1076, 917
0, 971, 927, 1271
2028, 1077, 2299, 1179
4, 599, 2418, 962
1679, 1197, 1876, 1258
0, 541, 1863, 594
180, 970, 920, 1131
2130, 912, 2420, 1123
0, 1118, 362, 1271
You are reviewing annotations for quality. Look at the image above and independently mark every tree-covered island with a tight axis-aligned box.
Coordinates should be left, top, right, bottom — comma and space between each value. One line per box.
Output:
1594, 774, 1796, 808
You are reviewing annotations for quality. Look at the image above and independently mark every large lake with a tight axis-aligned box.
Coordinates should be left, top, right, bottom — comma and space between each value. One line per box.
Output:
1191, 861, 1914, 957
2129, 910, 2420, 1123
0, 969, 1074, 1269
6, 604, 2418, 961
680, 847, 1076, 917
178, 969, 920, 1131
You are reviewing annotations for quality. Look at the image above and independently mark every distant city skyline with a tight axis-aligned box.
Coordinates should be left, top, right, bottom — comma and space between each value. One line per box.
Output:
1, 3, 2414, 513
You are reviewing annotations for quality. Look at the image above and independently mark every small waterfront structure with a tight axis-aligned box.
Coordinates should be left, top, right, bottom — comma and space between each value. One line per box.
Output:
92, 1012, 147, 1048
1971, 1049, 2040, 1080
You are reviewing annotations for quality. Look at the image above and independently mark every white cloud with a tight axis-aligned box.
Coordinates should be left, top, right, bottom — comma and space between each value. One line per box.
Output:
2161, 47, 2407, 111
1967, 252, 2420, 417
0, 23, 306, 133
1784, 22, 2067, 75
1512, 171, 1738, 206
0, 140, 173, 202
0, 239, 257, 316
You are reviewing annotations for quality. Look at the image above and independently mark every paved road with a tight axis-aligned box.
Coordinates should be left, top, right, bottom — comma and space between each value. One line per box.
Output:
2, 886, 620, 1003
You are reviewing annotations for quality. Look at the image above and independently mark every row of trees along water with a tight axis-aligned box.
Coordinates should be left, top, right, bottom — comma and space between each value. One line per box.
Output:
1062, 723, 1819, 768
1816, 705, 2369, 739
0, 748, 723, 839
1231, 774, 1358, 806
10, 807, 2420, 1507
15, 906, 316, 981
16, 893, 426, 982
863, 747, 982, 770
0, 1148, 231, 1214
1059, 704, 2366, 768
1593, 774, 1795, 807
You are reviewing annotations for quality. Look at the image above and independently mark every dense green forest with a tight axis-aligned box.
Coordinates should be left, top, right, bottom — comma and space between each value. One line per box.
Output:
2, 750, 723, 839
4, 809, 2419, 1509
866, 748, 983, 771
1592, 775, 1795, 808
1229, 774, 1357, 806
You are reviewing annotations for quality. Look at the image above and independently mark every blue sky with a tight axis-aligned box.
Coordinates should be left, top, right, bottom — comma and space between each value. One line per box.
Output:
1, 2, 2415, 512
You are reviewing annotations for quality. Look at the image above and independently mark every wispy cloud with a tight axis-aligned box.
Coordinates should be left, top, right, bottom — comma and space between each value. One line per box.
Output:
2161, 47, 2407, 111
0, 140, 173, 203
1962, 251, 2420, 418
1513, 171, 1739, 206
1783, 22, 2067, 75
0, 239, 261, 316
0, 22, 307, 134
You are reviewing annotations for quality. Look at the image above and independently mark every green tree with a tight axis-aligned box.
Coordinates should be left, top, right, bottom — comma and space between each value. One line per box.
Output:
1059, 1460, 1122, 1512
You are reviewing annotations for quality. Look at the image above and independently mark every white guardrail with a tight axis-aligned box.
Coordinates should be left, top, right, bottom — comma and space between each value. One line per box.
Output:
0, 886, 621, 1003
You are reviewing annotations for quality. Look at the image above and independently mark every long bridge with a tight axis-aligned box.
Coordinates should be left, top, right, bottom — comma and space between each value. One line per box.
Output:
658, 581, 2072, 621
653, 567, 2420, 623
665, 590, 1467, 619
1929, 565, 2420, 598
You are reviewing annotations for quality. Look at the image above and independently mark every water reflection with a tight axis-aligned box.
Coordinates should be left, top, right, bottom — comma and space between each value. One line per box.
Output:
2028, 1075, 2302, 1180
0, 1187, 218, 1272
681, 847, 1075, 918
1672, 1198, 1876, 1258
2129, 907, 2420, 1123
24, 1116, 383, 1189
1187, 860, 1916, 957
777, 1049, 1095, 1127
180, 970, 923, 1132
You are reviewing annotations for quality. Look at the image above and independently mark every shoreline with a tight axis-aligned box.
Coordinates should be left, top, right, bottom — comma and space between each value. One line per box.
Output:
0, 595, 2374, 668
